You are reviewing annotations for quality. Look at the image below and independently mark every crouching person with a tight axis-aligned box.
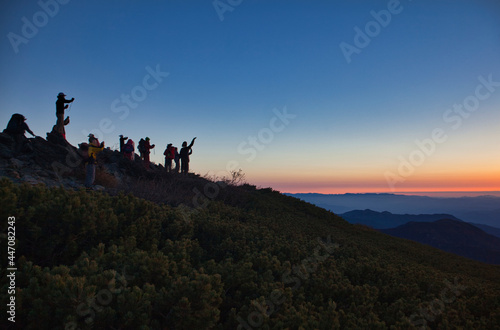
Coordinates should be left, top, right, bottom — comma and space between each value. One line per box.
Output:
4, 113, 35, 154
85, 134, 104, 190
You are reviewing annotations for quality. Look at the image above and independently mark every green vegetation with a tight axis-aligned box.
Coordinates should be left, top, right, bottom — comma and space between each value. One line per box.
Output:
1, 177, 499, 329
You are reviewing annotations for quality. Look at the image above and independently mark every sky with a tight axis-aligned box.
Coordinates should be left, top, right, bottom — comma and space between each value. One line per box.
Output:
1, 0, 499, 195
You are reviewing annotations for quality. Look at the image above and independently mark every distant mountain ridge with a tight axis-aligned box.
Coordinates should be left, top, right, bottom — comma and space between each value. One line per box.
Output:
287, 192, 500, 227
340, 209, 500, 239
380, 219, 500, 265
340, 209, 462, 229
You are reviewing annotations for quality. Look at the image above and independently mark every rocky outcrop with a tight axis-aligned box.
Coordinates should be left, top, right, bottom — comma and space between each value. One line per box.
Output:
0, 131, 163, 191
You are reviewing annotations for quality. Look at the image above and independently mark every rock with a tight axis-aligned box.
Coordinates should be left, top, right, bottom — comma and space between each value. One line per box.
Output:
9, 158, 24, 169
22, 174, 44, 185
10, 171, 20, 179
0, 132, 13, 146
0, 143, 13, 159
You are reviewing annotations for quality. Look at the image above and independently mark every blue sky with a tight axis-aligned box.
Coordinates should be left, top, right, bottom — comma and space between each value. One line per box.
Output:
1, 0, 499, 193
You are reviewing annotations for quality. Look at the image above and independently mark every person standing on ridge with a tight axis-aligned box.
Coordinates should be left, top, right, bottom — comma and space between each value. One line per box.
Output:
143, 137, 155, 169
123, 138, 135, 160
55, 92, 74, 139
173, 146, 180, 173
163, 143, 176, 172
85, 134, 104, 189
179, 137, 196, 174
138, 138, 146, 161
119, 134, 128, 154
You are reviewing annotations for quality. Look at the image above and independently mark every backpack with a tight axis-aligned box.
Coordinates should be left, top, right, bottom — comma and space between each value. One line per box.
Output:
123, 143, 134, 153
165, 146, 175, 159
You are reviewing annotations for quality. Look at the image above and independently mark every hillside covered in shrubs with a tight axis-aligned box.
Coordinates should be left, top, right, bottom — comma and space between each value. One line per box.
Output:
1, 175, 500, 329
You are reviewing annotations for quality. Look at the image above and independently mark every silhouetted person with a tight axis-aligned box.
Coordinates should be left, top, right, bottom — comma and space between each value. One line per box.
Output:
55, 92, 74, 139
85, 134, 104, 189
4, 113, 35, 153
163, 143, 176, 172
180, 137, 196, 174
174, 147, 180, 173
138, 138, 146, 160
123, 139, 135, 160
143, 137, 155, 169
119, 134, 128, 153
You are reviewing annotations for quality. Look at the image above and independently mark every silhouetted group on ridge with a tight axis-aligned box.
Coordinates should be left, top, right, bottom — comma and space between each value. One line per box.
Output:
3, 92, 197, 190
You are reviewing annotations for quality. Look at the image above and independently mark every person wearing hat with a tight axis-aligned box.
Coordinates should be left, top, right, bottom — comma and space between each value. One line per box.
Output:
85, 133, 104, 189
55, 92, 74, 139
179, 137, 196, 174
163, 143, 176, 172
143, 137, 155, 169
88, 133, 98, 145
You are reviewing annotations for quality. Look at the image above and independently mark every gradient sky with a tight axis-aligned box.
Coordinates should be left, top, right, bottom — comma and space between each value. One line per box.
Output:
1, 0, 499, 194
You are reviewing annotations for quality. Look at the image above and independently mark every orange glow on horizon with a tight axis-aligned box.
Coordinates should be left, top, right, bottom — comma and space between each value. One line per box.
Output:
251, 175, 500, 195
242, 161, 500, 196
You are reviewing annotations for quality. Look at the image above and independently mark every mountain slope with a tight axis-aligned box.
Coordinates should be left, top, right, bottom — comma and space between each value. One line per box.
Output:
381, 219, 500, 265
473, 223, 500, 238
1, 179, 500, 329
1, 135, 500, 329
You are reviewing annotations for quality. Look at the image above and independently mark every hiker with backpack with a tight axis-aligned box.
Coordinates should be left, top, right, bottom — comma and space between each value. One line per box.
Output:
85, 134, 105, 189
179, 137, 196, 174
123, 139, 135, 160
55, 92, 74, 139
163, 143, 176, 172
3, 113, 35, 153
141, 137, 155, 169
